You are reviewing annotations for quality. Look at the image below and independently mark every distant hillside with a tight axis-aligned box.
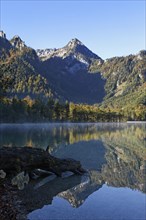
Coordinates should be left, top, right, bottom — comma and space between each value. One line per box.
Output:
0, 40, 56, 99
90, 50, 146, 108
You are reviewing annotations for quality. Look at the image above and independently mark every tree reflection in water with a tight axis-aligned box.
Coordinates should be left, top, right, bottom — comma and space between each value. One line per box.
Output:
0, 123, 145, 213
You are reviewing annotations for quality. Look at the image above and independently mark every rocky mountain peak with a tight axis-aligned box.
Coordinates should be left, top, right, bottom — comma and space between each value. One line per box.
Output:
10, 35, 26, 50
0, 31, 12, 57
36, 38, 102, 64
65, 38, 102, 62
138, 50, 146, 58
67, 38, 83, 48
0, 30, 6, 39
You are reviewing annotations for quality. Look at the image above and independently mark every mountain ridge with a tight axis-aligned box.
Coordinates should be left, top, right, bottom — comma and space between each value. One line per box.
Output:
36, 37, 102, 70
0, 31, 145, 110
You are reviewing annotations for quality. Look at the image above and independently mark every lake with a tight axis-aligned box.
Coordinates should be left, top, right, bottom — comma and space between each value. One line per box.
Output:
0, 123, 145, 220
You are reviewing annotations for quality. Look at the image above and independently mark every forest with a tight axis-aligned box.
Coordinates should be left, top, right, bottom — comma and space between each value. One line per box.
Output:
0, 95, 145, 123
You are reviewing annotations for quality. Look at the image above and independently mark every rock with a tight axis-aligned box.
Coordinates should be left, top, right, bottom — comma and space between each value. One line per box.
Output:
11, 172, 29, 190
0, 170, 6, 179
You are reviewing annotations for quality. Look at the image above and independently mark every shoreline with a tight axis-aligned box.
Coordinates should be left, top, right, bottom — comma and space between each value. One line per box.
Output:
0, 182, 27, 220
127, 121, 146, 123
0, 121, 145, 126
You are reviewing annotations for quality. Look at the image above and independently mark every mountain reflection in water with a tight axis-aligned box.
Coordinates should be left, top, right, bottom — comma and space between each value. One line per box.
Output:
0, 123, 145, 217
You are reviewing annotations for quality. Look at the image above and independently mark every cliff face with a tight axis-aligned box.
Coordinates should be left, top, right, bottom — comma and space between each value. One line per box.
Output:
10, 35, 26, 50
0, 31, 6, 38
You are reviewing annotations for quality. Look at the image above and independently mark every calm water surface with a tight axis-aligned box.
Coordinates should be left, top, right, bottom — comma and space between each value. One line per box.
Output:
0, 123, 145, 220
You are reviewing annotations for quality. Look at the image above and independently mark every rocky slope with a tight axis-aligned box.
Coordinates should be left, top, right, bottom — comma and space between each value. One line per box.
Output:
37, 38, 102, 63
90, 50, 146, 108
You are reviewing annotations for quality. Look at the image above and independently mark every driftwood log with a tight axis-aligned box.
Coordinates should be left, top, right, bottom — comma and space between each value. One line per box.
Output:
0, 147, 85, 178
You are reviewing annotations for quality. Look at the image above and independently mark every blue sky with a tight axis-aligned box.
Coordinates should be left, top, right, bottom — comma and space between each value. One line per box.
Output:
0, 0, 145, 59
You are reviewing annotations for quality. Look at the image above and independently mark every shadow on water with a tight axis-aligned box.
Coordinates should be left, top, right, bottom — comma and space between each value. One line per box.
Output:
18, 174, 82, 212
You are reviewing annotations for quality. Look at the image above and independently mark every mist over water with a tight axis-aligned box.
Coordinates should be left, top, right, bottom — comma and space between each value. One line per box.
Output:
0, 122, 145, 149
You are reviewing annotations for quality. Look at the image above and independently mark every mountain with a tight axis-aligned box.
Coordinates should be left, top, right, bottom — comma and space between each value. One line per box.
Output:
37, 38, 102, 77
0, 32, 105, 103
0, 33, 57, 100
0, 31, 12, 59
37, 38, 102, 63
36, 38, 105, 104
0, 31, 145, 109
10, 35, 27, 50
90, 50, 146, 108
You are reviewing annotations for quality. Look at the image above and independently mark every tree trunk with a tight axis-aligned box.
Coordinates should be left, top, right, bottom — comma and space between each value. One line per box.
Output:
0, 147, 85, 177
